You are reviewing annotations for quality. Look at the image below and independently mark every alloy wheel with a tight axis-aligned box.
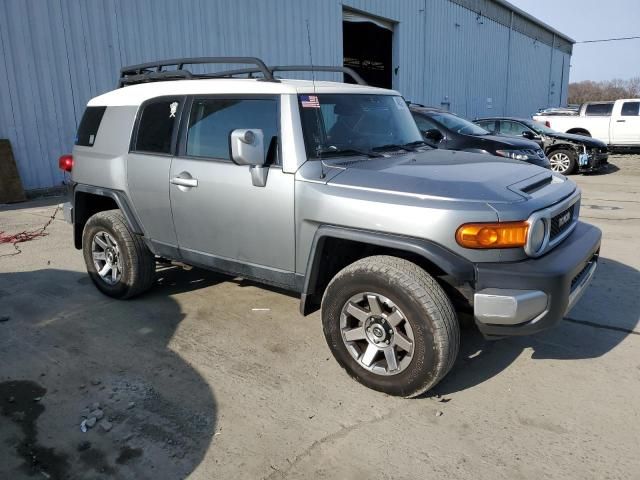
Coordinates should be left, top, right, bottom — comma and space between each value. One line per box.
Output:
91, 231, 123, 285
549, 152, 571, 173
339, 292, 414, 376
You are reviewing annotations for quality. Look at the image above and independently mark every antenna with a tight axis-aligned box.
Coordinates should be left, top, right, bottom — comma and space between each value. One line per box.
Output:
305, 19, 317, 92
306, 19, 327, 179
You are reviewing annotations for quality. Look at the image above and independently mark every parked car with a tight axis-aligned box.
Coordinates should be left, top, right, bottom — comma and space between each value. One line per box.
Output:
533, 99, 640, 148
536, 106, 579, 116
61, 57, 600, 398
409, 106, 550, 168
474, 117, 609, 174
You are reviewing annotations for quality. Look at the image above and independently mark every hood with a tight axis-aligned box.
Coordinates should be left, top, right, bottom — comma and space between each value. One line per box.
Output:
544, 131, 607, 147
468, 133, 541, 150
323, 149, 556, 204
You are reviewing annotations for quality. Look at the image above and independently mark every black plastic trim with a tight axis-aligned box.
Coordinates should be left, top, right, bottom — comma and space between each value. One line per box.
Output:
179, 248, 301, 292
474, 221, 601, 337
299, 225, 476, 315
73, 184, 144, 235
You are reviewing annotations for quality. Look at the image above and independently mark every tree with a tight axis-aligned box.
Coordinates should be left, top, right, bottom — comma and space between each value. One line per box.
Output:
568, 77, 640, 104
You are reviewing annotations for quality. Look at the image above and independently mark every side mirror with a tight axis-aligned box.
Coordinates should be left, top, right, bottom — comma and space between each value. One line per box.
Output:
423, 128, 444, 143
522, 130, 537, 140
230, 129, 268, 187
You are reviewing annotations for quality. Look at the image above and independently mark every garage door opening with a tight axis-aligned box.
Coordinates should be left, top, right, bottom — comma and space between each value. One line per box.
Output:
342, 10, 393, 89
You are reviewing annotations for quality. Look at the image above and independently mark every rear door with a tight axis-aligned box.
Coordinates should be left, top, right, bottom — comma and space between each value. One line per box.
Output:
169, 95, 296, 287
127, 96, 184, 256
611, 101, 640, 144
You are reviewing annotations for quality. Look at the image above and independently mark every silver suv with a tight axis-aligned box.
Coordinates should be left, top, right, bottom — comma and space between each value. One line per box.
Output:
61, 57, 601, 397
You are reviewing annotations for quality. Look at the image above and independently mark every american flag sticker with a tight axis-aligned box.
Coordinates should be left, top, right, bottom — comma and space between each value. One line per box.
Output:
300, 95, 320, 108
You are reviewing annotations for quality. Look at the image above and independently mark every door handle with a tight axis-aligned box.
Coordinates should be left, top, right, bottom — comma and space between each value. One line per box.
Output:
616, 119, 626, 123
170, 172, 198, 189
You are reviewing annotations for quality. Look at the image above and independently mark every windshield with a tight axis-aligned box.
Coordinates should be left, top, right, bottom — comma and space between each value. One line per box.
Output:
430, 112, 489, 136
298, 94, 424, 158
524, 120, 558, 135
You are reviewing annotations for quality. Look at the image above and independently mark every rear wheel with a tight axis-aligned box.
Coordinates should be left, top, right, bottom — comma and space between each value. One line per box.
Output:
549, 148, 577, 174
321, 255, 459, 397
82, 210, 155, 299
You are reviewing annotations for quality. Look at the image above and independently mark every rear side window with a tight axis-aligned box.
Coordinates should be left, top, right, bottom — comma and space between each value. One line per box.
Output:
75, 106, 106, 146
500, 120, 527, 136
134, 99, 181, 154
185, 98, 278, 162
621, 101, 640, 116
476, 120, 497, 132
585, 103, 613, 116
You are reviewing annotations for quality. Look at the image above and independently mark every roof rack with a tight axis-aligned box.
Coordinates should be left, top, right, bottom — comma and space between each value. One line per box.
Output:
204, 65, 367, 85
118, 57, 368, 87
119, 57, 276, 87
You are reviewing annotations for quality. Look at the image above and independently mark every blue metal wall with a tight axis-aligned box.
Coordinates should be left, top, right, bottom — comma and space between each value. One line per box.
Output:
0, 0, 572, 191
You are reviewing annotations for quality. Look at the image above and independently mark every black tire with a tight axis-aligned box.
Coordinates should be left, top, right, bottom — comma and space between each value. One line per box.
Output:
548, 148, 577, 175
321, 255, 459, 398
82, 210, 155, 299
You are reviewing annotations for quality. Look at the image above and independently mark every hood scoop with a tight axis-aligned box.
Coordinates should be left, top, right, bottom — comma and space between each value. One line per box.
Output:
509, 172, 562, 199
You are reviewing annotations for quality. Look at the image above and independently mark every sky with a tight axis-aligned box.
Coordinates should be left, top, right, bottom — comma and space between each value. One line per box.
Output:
508, 0, 640, 83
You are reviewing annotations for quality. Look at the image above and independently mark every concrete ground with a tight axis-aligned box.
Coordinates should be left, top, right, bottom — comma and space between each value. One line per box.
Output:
1, 155, 639, 480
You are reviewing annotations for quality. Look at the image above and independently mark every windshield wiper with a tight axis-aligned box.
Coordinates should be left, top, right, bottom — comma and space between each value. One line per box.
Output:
316, 146, 382, 158
371, 143, 417, 153
403, 140, 432, 149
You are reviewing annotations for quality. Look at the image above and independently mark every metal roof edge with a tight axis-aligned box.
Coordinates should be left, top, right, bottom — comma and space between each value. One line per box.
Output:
493, 0, 575, 44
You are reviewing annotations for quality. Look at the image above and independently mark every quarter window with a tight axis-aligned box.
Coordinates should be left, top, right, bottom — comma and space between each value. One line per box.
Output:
186, 98, 278, 162
134, 99, 181, 154
621, 101, 640, 116
76, 106, 106, 147
585, 103, 613, 116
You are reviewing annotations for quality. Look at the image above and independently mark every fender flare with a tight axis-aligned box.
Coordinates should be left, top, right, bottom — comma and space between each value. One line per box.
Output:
299, 225, 476, 315
73, 184, 144, 239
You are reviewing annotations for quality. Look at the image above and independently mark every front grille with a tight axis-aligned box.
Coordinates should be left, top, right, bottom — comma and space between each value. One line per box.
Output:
550, 204, 574, 240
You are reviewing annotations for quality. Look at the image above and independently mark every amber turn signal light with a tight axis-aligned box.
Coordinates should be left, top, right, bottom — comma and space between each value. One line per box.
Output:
456, 221, 529, 249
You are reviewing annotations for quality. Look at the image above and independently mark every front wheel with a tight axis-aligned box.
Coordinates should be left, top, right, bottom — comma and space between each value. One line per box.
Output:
321, 256, 459, 397
82, 210, 155, 299
549, 148, 577, 174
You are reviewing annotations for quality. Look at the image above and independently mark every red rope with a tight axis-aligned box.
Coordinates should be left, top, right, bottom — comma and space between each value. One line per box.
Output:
0, 205, 60, 257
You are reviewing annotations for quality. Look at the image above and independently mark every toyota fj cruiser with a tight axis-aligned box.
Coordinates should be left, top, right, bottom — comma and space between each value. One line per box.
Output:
61, 57, 601, 397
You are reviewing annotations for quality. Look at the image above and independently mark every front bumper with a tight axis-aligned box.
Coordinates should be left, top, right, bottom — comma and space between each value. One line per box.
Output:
473, 221, 601, 337
578, 151, 608, 173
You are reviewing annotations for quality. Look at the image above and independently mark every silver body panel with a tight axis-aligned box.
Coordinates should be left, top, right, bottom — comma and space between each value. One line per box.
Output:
127, 152, 177, 246
169, 159, 295, 272
71, 87, 585, 291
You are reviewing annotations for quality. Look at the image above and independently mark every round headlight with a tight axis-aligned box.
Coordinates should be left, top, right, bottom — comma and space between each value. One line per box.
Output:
528, 218, 546, 253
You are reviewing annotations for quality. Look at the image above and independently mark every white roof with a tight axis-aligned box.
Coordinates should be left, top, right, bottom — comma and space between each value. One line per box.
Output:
88, 79, 398, 107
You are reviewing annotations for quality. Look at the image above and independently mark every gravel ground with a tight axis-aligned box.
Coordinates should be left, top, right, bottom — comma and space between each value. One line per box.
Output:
0, 153, 639, 479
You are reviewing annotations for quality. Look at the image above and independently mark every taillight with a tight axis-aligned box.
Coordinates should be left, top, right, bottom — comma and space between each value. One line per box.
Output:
545, 121, 551, 128
58, 154, 73, 172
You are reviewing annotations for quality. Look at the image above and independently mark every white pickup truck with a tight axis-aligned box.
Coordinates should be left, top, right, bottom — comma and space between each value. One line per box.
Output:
533, 99, 640, 147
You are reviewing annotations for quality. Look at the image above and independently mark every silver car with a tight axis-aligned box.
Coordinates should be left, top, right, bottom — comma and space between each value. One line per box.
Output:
61, 58, 601, 397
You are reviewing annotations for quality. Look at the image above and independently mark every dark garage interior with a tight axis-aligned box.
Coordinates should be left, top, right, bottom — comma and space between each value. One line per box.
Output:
342, 18, 393, 89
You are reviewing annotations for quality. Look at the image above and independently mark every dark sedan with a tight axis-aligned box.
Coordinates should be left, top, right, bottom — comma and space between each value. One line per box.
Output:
474, 117, 608, 174
409, 106, 550, 169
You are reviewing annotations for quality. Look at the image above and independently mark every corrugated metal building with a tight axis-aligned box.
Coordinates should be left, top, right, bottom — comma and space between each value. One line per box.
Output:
0, 0, 573, 192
